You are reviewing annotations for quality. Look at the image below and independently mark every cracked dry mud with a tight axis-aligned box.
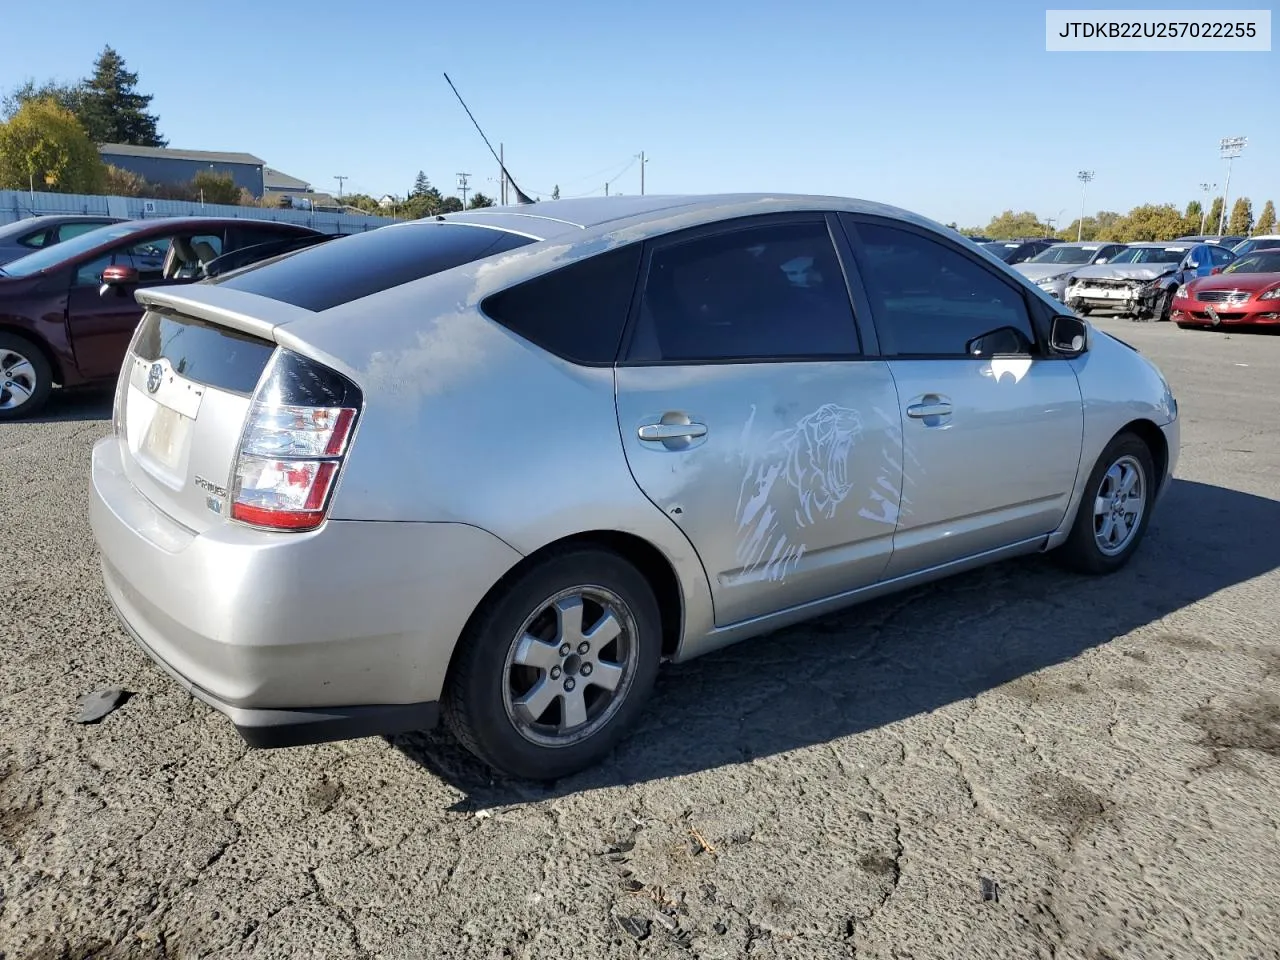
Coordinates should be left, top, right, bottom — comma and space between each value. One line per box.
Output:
3, 319, 1280, 959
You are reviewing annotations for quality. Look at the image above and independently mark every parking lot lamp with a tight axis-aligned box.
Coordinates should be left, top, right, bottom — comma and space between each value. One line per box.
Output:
1199, 182, 1217, 234
1217, 137, 1247, 235
1077, 171, 1094, 241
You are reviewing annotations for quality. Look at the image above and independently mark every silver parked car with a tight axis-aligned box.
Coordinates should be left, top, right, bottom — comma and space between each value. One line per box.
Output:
1012, 241, 1128, 302
90, 194, 1180, 781
1064, 241, 1236, 320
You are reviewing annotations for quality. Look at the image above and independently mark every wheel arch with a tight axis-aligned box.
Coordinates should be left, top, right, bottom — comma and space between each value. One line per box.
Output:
1120, 417, 1170, 495
443, 529, 686, 688
0, 323, 64, 385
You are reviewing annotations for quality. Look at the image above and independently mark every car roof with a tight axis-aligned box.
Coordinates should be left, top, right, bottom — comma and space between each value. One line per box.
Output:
413, 193, 946, 244
1128, 241, 1192, 248
0, 213, 125, 236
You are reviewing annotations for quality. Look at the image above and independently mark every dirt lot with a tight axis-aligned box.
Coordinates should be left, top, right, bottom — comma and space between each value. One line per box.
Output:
2, 318, 1278, 960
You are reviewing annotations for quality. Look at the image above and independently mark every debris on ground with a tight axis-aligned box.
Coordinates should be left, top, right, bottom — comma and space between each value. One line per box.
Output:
615, 915, 651, 940
73, 688, 129, 724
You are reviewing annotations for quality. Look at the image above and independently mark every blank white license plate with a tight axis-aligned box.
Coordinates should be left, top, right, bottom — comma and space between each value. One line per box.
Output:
1083, 288, 1127, 299
143, 404, 191, 472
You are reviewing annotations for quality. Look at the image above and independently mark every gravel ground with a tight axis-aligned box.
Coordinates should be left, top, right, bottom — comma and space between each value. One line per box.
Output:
2, 318, 1279, 960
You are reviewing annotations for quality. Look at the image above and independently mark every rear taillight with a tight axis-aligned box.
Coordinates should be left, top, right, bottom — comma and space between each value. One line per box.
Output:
230, 350, 361, 532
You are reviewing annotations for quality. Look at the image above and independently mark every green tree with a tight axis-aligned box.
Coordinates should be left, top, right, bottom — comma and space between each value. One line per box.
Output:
1206, 197, 1224, 234
1099, 203, 1185, 242
1227, 197, 1253, 236
983, 209, 1050, 239
467, 192, 494, 209
437, 196, 464, 214
103, 163, 149, 196
552, 184, 561, 200
1256, 200, 1277, 234
1183, 200, 1204, 235
0, 97, 105, 193
411, 171, 431, 197
75, 46, 165, 146
190, 170, 240, 205
2, 79, 81, 120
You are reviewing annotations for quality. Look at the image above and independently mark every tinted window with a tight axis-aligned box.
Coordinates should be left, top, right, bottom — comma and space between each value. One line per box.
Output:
19, 228, 49, 248
0, 222, 147, 277
626, 219, 859, 362
481, 244, 642, 365
213, 222, 535, 312
853, 220, 1035, 357
1224, 251, 1280, 273
57, 221, 113, 242
1108, 247, 1186, 264
133, 310, 277, 394
73, 253, 118, 287
1029, 245, 1093, 264
1207, 245, 1235, 265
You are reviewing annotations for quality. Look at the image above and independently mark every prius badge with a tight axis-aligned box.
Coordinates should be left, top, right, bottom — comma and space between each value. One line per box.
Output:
146, 362, 163, 394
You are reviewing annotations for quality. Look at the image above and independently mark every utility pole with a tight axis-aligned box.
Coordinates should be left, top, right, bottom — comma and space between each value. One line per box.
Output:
636, 151, 648, 195
1199, 182, 1218, 234
499, 144, 506, 205
457, 172, 471, 209
605, 182, 609, 197
334, 175, 348, 197
1076, 170, 1094, 242
1217, 136, 1247, 236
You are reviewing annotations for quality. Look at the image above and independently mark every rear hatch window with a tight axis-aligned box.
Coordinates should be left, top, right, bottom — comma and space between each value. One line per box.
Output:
207, 221, 537, 311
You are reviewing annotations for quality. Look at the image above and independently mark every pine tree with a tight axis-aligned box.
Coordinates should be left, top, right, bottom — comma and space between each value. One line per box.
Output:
76, 46, 165, 146
552, 184, 560, 200
412, 170, 430, 197
1227, 197, 1253, 237
1255, 200, 1276, 234
1206, 197, 1225, 234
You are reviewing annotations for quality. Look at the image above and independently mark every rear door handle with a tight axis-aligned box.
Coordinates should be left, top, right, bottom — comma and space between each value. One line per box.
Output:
906, 399, 957, 419
638, 422, 707, 441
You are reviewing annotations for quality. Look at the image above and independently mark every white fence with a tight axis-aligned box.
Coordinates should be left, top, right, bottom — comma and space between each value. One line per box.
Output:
0, 189, 397, 234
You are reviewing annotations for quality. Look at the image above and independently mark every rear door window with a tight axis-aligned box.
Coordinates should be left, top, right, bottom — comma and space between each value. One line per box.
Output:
212, 222, 536, 311
56, 221, 113, 242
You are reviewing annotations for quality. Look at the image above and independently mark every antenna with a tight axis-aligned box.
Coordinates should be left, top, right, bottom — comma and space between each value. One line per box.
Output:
443, 73, 534, 205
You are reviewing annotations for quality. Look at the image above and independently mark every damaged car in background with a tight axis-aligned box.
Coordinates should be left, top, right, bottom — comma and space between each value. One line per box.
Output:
1064, 241, 1236, 321
1012, 241, 1128, 302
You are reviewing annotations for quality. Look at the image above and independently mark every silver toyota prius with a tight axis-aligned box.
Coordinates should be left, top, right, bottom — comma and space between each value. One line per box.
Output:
89, 194, 1180, 781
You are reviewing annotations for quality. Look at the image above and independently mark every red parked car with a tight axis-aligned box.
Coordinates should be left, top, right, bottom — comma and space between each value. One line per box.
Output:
1171, 249, 1280, 330
0, 216, 322, 420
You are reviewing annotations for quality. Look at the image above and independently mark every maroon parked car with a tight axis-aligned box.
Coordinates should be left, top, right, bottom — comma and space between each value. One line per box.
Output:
0, 216, 322, 420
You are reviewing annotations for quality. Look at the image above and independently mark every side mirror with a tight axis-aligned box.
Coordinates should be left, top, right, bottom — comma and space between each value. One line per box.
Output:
966, 325, 1031, 357
99, 264, 139, 297
1184, 260, 1199, 270
1049, 314, 1088, 356
1210, 266, 1223, 275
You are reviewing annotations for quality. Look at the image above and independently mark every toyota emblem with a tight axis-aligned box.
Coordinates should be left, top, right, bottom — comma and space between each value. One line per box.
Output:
146, 363, 163, 394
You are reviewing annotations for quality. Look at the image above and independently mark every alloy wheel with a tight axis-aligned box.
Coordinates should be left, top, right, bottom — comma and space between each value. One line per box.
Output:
0, 347, 38, 411
501, 585, 638, 748
1093, 454, 1146, 556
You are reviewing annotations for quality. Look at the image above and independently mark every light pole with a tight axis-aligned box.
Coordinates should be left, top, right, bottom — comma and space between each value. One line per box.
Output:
636, 151, 648, 195
1199, 182, 1217, 234
1076, 170, 1095, 241
1217, 136, 1247, 236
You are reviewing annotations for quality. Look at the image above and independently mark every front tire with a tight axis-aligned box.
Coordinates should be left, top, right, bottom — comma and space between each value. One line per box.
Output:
0, 333, 53, 421
442, 548, 662, 781
1054, 432, 1156, 575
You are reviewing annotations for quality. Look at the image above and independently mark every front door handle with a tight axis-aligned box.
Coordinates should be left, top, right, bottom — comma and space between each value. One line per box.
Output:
638, 422, 707, 441
906, 399, 953, 419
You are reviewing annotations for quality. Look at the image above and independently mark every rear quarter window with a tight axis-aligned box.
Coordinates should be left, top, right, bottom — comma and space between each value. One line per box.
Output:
211, 222, 535, 312
480, 244, 644, 365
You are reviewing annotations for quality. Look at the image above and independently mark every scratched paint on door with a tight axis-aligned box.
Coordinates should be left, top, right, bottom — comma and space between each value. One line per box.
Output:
733, 403, 864, 583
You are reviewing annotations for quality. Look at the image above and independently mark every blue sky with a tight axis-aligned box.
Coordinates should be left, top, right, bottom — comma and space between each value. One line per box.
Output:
3, 0, 1276, 226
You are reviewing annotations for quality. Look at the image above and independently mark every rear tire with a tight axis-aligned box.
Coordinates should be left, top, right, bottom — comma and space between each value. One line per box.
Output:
0, 333, 53, 421
442, 548, 662, 781
1053, 431, 1156, 575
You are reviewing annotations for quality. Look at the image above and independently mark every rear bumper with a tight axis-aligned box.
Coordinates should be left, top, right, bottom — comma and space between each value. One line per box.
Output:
90, 435, 523, 747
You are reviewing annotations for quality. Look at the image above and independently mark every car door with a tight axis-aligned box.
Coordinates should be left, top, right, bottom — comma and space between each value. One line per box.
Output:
613, 213, 905, 626
1206, 244, 1236, 273
65, 232, 219, 380
839, 214, 1085, 578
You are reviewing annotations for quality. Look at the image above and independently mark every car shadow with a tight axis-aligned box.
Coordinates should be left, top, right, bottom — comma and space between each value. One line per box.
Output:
391, 478, 1280, 808
28, 387, 113, 423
